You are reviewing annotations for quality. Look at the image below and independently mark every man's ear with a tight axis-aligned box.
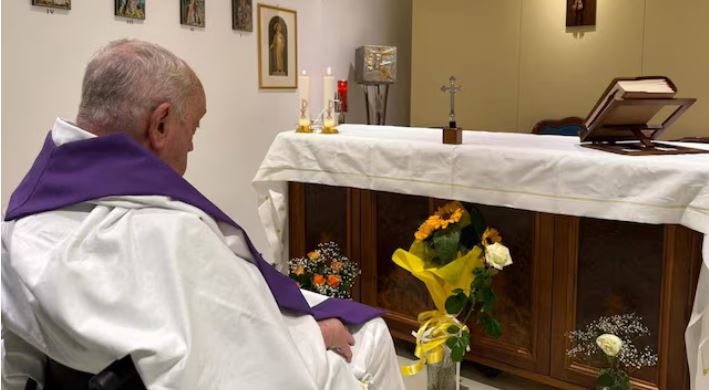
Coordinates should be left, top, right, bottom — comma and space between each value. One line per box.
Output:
146, 102, 171, 152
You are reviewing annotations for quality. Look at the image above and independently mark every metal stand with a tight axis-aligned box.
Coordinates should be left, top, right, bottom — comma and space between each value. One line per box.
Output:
362, 84, 390, 125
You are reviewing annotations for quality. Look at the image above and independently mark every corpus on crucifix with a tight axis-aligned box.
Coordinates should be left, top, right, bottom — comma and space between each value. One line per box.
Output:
440, 75, 462, 144
441, 76, 462, 128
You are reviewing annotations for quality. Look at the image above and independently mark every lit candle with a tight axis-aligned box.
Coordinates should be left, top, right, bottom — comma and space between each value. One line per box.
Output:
323, 67, 335, 123
298, 70, 310, 127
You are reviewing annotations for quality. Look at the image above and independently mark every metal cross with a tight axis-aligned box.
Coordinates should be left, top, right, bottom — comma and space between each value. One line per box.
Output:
440, 76, 462, 128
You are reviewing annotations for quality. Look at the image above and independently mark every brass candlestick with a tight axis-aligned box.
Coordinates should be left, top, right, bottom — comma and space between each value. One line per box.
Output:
295, 99, 313, 133
321, 100, 338, 134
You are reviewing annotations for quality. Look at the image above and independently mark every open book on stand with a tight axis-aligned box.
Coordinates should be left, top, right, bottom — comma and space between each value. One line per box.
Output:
579, 76, 706, 155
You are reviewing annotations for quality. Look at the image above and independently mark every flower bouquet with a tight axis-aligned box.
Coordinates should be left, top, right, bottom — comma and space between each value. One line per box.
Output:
567, 313, 658, 390
288, 241, 360, 299
392, 201, 513, 382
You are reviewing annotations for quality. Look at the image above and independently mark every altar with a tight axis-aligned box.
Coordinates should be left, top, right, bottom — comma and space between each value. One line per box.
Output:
252, 124, 709, 390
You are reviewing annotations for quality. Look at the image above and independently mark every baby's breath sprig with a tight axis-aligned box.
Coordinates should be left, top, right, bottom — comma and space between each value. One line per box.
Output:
288, 241, 361, 299
567, 313, 658, 373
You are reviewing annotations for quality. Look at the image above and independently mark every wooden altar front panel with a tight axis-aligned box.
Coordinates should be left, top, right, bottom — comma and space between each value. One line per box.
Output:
550, 217, 702, 390
288, 182, 702, 390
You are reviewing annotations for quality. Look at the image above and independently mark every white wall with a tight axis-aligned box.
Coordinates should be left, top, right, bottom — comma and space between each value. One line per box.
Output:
1, 0, 412, 253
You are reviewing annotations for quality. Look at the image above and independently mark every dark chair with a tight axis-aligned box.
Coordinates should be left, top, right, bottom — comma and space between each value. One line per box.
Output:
532, 116, 585, 137
26, 355, 146, 390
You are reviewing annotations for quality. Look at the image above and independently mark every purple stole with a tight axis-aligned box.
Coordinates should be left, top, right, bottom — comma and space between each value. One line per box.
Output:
5, 132, 381, 325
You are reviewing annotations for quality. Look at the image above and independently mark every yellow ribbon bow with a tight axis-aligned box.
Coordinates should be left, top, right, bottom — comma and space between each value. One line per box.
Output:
400, 310, 469, 376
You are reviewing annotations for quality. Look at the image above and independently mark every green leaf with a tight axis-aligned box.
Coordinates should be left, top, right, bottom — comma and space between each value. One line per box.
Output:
595, 369, 614, 389
481, 288, 496, 313
447, 325, 460, 334
480, 315, 502, 338
461, 330, 470, 346
452, 288, 464, 294
483, 270, 494, 288
614, 370, 631, 390
445, 291, 467, 315
451, 344, 465, 362
471, 270, 486, 290
432, 228, 461, 264
445, 336, 458, 349
472, 267, 495, 292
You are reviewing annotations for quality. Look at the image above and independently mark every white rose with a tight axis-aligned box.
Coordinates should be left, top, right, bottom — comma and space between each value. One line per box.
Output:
596, 334, 623, 357
485, 243, 513, 270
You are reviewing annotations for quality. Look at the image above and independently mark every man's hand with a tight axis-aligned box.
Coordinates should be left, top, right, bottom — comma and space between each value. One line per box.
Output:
317, 318, 355, 362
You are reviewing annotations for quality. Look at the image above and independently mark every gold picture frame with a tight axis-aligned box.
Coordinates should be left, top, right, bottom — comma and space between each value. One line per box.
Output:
258, 4, 297, 89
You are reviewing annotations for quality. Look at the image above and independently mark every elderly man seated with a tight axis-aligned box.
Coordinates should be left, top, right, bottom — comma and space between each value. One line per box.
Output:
1, 39, 405, 390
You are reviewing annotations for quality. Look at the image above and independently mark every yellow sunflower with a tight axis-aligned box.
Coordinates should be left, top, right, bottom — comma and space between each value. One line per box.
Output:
481, 227, 502, 246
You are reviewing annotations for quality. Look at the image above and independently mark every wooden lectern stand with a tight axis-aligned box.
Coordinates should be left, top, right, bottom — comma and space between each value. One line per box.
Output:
580, 77, 706, 155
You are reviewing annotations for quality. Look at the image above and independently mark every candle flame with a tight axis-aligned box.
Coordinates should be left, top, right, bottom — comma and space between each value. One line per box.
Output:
326, 67, 332, 76
301, 70, 307, 76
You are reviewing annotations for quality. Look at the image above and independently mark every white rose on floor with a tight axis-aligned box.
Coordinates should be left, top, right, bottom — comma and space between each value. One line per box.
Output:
485, 243, 513, 270
596, 334, 623, 357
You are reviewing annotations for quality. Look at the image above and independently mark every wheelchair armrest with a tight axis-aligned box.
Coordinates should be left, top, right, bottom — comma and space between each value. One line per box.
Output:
88, 355, 146, 390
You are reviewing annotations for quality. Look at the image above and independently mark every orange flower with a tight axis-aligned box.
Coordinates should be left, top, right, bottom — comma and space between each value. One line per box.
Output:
436, 203, 463, 227
427, 215, 443, 229
436, 201, 462, 219
481, 227, 502, 246
330, 261, 343, 273
415, 220, 435, 240
327, 274, 341, 288
415, 203, 466, 241
307, 251, 320, 261
293, 265, 305, 275
313, 274, 325, 285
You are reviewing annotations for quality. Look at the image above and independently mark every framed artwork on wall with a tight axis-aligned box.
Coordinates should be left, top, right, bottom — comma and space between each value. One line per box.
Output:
115, 0, 145, 20
566, 0, 596, 27
232, 0, 253, 32
258, 4, 297, 89
180, 0, 205, 27
32, 0, 71, 10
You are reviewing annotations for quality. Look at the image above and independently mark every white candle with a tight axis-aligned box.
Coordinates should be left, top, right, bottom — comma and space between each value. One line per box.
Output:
298, 70, 310, 123
323, 66, 335, 121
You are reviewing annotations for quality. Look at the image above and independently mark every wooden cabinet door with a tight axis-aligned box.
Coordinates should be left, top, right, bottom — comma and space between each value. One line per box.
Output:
465, 205, 554, 375
360, 190, 434, 339
288, 182, 362, 300
550, 216, 701, 390
360, 191, 555, 375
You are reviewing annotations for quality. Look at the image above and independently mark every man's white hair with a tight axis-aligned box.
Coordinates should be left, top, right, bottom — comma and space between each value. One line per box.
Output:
77, 39, 200, 136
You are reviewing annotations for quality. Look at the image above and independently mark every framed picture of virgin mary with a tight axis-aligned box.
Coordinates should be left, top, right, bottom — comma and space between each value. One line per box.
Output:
257, 4, 297, 89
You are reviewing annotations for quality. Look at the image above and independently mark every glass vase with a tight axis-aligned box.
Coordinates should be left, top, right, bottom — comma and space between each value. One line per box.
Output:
427, 347, 458, 390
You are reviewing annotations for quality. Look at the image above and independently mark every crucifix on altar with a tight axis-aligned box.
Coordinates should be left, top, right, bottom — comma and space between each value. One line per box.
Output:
441, 75, 462, 144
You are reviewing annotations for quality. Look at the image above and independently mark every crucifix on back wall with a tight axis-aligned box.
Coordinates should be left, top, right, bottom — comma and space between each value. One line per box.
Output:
566, 0, 596, 27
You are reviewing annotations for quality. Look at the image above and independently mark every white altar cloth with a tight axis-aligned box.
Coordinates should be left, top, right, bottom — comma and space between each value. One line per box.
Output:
252, 124, 709, 388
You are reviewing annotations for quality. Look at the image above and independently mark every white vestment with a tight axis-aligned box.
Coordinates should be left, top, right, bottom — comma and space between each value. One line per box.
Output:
687, 239, 709, 390
1, 119, 405, 390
